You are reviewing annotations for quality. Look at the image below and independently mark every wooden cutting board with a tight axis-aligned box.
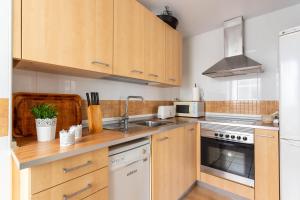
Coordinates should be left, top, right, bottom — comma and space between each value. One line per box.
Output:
13, 93, 82, 138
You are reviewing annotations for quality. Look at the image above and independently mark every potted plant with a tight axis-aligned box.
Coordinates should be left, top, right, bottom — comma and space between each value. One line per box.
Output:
31, 104, 58, 142
157, 6, 178, 29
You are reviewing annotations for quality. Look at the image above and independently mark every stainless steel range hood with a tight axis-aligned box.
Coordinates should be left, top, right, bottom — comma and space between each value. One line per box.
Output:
202, 17, 263, 78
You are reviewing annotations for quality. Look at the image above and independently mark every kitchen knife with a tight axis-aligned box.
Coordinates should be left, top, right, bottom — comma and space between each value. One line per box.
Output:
91, 92, 95, 105
86, 93, 91, 106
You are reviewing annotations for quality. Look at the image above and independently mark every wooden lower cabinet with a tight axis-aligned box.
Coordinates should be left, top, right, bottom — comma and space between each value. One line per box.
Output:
255, 129, 279, 200
83, 188, 109, 200
152, 125, 197, 200
12, 148, 109, 200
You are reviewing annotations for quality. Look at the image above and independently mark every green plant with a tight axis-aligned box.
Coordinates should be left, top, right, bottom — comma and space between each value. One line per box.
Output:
31, 104, 58, 119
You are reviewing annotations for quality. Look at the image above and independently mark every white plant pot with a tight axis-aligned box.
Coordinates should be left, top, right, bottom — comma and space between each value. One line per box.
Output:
35, 118, 57, 142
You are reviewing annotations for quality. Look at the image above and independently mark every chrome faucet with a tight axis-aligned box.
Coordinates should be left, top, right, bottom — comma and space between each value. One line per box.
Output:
122, 96, 144, 131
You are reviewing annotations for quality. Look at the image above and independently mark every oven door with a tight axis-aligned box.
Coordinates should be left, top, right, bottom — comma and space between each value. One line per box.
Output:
201, 136, 254, 187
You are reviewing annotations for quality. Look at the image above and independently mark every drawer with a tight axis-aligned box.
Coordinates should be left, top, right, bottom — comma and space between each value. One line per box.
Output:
32, 168, 108, 200
31, 148, 108, 194
83, 188, 109, 200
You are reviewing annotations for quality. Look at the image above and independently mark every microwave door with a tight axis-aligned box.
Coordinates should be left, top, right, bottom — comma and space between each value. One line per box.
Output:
176, 105, 190, 114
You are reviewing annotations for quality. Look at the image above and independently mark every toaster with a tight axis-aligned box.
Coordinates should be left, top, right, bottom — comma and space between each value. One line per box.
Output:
157, 106, 175, 119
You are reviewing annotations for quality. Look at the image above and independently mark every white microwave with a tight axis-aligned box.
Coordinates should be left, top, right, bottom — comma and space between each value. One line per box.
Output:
174, 101, 204, 118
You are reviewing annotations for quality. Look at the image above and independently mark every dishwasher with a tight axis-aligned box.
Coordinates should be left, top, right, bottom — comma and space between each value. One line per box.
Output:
109, 138, 151, 200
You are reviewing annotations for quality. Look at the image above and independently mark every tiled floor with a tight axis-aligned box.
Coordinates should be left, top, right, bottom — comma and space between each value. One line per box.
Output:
183, 186, 230, 200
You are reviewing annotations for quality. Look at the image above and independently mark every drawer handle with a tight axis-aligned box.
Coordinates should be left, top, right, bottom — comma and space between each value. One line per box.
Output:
157, 137, 169, 142
169, 78, 176, 82
91, 61, 110, 67
256, 134, 275, 139
131, 69, 143, 74
189, 128, 195, 132
63, 160, 92, 173
149, 73, 158, 77
63, 184, 92, 200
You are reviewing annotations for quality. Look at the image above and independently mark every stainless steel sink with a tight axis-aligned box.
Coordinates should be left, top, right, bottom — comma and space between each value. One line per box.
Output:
135, 120, 174, 127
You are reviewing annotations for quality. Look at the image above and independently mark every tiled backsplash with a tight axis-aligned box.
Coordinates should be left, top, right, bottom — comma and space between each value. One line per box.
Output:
81, 100, 173, 120
0, 99, 9, 137
80, 100, 278, 120
205, 100, 279, 115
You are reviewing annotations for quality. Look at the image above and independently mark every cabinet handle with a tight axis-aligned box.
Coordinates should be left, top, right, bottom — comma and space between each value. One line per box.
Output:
157, 137, 169, 142
149, 73, 159, 77
91, 61, 110, 67
256, 134, 275, 139
63, 184, 92, 200
189, 128, 195, 132
131, 69, 143, 74
169, 78, 176, 82
63, 160, 92, 173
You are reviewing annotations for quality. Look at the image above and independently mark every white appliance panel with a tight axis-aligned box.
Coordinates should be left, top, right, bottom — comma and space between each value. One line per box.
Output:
280, 139, 300, 200
280, 29, 300, 140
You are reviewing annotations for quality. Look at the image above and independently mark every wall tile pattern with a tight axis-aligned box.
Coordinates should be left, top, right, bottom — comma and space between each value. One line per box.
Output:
0, 99, 9, 137
205, 100, 279, 115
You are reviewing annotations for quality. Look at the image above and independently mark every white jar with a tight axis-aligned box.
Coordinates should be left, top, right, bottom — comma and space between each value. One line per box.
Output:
59, 130, 75, 147
35, 118, 57, 142
69, 125, 82, 140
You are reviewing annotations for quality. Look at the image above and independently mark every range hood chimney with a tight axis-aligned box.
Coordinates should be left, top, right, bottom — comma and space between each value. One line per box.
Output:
202, 16, 263, 78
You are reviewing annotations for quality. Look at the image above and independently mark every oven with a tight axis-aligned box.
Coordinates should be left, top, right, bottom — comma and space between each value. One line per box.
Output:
200, 123, 254, 187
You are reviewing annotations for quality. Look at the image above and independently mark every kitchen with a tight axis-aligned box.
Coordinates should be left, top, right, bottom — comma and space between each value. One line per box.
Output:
1, 0, 300, 200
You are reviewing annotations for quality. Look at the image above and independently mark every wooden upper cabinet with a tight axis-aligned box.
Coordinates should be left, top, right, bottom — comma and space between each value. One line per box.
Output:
144, 9, 166, 83
113, 0, 145, 79
165, 25, 182, 86
21, 0, 113, 74
255, 129, 279, 200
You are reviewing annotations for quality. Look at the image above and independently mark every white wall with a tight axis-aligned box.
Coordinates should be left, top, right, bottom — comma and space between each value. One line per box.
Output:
0, 0, 12, 200
180, 4, 300, 101
13, 69, 180, 101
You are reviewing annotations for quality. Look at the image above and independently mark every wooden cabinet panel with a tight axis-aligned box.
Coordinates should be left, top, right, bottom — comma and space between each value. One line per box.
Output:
113, 0, 145, 79
152, 126, 193, 200
32, 168, 108, 200
13, 0, 21, 59
255, 129, 279, 200
152, 131, 172, 200
31, 148, 108, 194
165, 25, 182, 86
22, 0, 113, 74
144, 9, 166, 82
82, 188, 109, 200
184, 124, 197, 189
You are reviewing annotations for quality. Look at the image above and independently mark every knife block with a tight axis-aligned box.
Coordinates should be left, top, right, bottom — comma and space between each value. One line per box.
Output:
87, 105, 103, 134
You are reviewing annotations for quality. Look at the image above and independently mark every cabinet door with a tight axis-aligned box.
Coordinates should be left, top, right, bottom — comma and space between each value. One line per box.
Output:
114, 0, 145, 79
165, 25, 182, 86
22, 0, 113, 74
184, 124, 197, 189
152, 131, 171, 200
255, 129, 279, 200
144, 10, 165, 82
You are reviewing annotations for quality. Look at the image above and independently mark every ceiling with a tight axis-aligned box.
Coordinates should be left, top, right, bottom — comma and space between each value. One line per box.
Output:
139, 0, 300, 37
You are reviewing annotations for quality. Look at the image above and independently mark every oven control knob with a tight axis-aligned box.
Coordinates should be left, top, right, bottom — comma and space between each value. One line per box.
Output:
237, 136, 241, 140
231, 135, 235, 139
243, 137, 248, 141
219, 134, 224, 137
214, 133, 219, 137
225, 135, 229, 138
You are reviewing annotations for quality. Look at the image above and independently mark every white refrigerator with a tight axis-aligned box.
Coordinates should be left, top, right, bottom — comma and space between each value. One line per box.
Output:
280, 26, 300, 200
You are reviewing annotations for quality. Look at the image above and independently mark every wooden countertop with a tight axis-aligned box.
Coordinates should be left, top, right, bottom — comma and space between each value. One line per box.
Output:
12, 118, 199, 170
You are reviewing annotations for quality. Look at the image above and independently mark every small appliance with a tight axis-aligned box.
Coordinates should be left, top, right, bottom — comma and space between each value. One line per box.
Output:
157, 105, 175, 119
174, 101, 204, 118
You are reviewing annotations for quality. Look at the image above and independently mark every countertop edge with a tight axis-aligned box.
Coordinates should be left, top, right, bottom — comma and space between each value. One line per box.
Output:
13, 120, 198, 170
